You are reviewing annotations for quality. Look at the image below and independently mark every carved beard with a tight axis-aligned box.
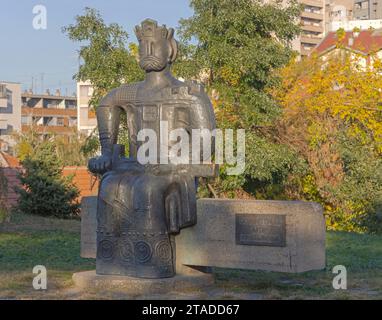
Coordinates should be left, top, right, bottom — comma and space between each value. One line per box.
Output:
140, 56, 167, 72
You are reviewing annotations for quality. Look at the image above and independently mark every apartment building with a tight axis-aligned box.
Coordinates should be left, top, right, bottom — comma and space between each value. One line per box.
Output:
299, 0, 326, 56
77, 81, 97, 136
354, 0, 382, 20
0, 82, 21, 152
21, 90, 78, 136
328, 18, 382, 31
262, 0, 325, 56
325, 0, 354, 30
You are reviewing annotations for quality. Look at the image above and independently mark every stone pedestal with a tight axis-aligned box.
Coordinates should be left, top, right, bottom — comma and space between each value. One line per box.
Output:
80, 197, 326, 274
176, 199, 326, 273
72, 270, 214, 294
80, 197, 97, 259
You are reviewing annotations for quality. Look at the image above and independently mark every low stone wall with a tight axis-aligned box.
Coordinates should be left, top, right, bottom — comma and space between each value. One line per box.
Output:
62, 166, 99, 200
80, 197, 326, 273
0, 163, 98, 209
0, 167, 22, 208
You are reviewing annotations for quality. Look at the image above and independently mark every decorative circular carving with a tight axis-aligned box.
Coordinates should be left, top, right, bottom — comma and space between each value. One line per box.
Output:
135, 241, 152, 263
155, 240, 172, 262
119, 239, 134, 263
99, 239, 114, 261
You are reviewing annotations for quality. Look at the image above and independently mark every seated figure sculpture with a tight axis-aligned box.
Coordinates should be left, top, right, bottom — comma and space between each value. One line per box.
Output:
88, 18, 217, 278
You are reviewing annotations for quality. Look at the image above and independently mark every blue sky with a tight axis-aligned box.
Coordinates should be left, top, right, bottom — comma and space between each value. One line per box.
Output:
0, 0, 193, 95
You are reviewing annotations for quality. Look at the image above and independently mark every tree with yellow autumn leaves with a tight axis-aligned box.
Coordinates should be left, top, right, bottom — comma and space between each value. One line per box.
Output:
273, 52, 382, 233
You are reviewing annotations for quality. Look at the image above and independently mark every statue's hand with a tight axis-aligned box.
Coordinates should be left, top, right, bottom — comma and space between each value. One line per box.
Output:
88, 155, 112, 174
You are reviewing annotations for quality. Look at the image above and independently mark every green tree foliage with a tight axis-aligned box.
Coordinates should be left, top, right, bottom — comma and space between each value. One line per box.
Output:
174, 0, 305, 197
63, 8, 144, 153
62, 7, 144, 107
15, 142, 80, 218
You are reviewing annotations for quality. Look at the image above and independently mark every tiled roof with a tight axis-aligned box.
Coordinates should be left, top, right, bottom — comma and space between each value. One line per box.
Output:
313, 29, 382, 55
0, 152, 21, 168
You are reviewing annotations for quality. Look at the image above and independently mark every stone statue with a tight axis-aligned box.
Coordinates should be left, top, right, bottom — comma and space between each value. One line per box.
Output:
88, 19, 217, 278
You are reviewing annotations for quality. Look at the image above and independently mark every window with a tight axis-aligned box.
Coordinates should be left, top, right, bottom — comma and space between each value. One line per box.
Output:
57, 117, 64, 126
66, 101, 76, 109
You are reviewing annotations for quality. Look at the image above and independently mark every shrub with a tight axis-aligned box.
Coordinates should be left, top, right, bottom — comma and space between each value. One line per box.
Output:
15, 141, 80, 218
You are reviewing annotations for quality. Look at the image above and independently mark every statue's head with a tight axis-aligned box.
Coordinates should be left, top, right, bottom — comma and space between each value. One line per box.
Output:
134, 19, 178, 72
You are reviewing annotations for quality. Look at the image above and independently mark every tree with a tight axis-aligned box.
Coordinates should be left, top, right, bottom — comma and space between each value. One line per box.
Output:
15, 142, 80, 218
175, 0, 305, 197
273, 52, 382, 233
63, 8, 144, 153
62, 7, 144, 107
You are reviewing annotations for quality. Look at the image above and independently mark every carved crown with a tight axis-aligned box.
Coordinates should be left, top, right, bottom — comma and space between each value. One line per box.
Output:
134, 19, 174, 41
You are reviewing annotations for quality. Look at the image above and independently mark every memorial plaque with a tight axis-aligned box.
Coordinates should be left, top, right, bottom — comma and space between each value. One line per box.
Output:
236, 214, 286, 247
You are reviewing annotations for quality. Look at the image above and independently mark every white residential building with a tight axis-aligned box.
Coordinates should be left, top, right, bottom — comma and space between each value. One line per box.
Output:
328, 18, 382, 31
0, 81, 21, 152
77, 81, 97, 136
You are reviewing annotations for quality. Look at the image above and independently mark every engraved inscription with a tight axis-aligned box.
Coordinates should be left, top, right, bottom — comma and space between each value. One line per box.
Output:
236, 214, 286, 247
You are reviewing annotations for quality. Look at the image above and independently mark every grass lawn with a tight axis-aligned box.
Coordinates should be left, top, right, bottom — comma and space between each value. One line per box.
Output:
0, 212, 381, 299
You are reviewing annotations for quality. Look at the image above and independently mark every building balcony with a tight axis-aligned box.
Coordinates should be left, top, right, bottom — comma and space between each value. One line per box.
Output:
301, 35, 322, 45
21, 93, 76, 101
301, 11, 323, 20
301, 24, 323, 33
45, 103, 62, 109
302, 0, 324, 8
21, 107, 77, 117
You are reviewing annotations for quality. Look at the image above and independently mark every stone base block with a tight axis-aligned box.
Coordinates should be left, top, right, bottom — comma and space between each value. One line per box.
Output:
176, 199, 326, 273
80, 197, 97, 259
72, 270, 214, 294
80, 197, 326, 274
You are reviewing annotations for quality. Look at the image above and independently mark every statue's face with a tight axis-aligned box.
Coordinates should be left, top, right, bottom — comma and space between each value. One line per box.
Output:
138, 37, 171, 72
